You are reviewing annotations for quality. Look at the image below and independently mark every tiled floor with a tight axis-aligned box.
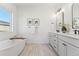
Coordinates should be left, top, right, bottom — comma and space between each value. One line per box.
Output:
20, 44, 57, 56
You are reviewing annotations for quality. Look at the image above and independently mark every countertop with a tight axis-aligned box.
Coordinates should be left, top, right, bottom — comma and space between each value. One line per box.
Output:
52, 32, 79, 40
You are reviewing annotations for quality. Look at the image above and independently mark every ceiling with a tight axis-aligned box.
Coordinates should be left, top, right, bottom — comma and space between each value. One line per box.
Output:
15, 3, 67, 8
14, 3, 69, 13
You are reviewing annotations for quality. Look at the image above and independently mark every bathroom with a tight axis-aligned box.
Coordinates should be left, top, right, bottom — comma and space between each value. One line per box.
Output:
0, 2, 79, 56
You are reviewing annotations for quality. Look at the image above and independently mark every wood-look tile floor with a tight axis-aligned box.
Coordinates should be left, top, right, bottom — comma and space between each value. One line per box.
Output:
20, 44, 57, 56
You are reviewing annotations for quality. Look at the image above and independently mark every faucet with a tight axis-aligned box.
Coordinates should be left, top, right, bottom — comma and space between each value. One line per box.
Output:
74, 30, 77, 34
74, 30, 79, 35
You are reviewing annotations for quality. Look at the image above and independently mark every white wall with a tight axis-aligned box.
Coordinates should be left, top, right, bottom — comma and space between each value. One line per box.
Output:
0, 4, 17, 41
16, 6, 53, 44
50, 4, 73, 34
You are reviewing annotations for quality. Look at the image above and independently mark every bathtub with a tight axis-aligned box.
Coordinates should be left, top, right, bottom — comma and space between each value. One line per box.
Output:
0, 39, 25, 56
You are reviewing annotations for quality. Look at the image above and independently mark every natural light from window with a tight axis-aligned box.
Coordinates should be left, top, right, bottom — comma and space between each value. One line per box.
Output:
0, 6, 11, 31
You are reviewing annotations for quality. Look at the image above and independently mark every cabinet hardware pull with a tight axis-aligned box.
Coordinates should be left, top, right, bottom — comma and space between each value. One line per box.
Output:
54, 46, 56, 48
62, 43, 67, 46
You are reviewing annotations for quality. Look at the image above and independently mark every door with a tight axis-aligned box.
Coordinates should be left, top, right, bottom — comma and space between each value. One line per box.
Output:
58, 39, 67, 56
67, 43, 79, 56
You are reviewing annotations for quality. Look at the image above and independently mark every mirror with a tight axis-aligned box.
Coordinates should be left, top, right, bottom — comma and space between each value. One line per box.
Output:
72, 3, 79, 29
0, 5, 11, 31
56, 12, 64, 32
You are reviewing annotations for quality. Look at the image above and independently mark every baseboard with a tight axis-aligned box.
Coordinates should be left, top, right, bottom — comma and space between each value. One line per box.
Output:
26, 41, 49, 44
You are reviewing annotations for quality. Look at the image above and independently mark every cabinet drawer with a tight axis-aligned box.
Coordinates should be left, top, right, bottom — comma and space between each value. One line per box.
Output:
58, 35, 71, 42
71, 38, 79, 48
52, 35, 57, 37
58, 35, 79, 48
53, 38, 58, 44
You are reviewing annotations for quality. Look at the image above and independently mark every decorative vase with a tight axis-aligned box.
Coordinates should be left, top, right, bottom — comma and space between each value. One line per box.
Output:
61, 26, 67, 33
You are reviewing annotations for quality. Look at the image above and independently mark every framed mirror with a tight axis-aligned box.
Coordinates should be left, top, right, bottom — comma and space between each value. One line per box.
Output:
0, 5, 11, 31
72, 3, 79, 29
56, 12, 64, 32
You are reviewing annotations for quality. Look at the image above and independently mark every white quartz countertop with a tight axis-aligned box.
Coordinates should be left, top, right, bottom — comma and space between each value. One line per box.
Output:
53, 32, 79, 40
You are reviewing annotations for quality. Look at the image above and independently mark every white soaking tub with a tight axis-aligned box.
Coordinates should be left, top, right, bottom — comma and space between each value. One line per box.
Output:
0, 39, 25, 56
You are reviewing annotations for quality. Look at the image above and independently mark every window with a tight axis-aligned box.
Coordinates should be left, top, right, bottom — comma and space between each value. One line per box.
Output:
0, 6, 11, 31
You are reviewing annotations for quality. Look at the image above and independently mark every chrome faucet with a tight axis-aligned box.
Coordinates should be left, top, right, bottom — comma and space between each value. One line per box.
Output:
74, 30, 77, 34
74, 30, 79, 35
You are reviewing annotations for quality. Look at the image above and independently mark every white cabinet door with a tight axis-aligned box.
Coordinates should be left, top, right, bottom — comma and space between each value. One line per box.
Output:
58, 39, 67, 56
49, 35, 54, 48
49, 33, 58, 52
52, 34, 58, 52
50, 38, 54, 47
67, 43, 79, 56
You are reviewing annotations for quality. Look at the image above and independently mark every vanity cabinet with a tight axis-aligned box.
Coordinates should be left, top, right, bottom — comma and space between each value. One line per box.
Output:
58, 39, 79, 56
49, 32, 79, 56
58, 34, 79, 56
48, 33, 58, 53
